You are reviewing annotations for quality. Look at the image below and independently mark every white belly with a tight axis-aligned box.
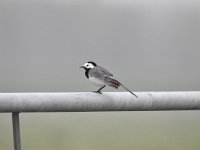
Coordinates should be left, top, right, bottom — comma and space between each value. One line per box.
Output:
89, 76, 105, 87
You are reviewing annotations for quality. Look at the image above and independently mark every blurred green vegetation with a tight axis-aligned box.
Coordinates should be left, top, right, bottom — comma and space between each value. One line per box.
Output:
1, 112, 200, 150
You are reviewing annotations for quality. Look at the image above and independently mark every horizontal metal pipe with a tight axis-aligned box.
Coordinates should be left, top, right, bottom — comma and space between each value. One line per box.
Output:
0, 92, 200, 112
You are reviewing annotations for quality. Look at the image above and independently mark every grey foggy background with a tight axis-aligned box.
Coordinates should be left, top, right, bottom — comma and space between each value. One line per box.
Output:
0, 0, 200, 150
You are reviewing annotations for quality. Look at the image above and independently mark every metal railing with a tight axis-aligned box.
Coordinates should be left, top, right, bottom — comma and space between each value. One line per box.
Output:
1, 91, 200, 150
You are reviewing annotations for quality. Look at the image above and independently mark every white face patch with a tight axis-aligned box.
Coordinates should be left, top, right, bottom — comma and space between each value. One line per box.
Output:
83, 62, 95, 69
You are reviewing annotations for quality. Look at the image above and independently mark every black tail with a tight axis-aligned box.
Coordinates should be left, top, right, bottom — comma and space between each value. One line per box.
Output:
106, 76, 138, 98
120, 84, 138, 98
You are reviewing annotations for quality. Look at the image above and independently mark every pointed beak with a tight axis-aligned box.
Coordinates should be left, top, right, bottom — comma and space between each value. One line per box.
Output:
80, 66, 84, 68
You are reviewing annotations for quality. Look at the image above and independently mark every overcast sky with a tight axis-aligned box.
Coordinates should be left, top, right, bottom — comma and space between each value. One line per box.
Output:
0, 0, 200, 92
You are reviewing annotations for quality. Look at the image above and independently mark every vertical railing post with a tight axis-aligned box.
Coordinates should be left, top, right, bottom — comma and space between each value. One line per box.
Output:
12, 112, 21, 150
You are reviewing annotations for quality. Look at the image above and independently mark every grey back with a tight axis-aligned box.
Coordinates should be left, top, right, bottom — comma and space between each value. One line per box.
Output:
89, 66, 113, 78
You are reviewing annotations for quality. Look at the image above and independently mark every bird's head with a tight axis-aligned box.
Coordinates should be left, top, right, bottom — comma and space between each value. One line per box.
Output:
80, 61, 97, 70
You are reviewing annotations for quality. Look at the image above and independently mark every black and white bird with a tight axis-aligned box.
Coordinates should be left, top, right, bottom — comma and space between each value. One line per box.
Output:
80, 61, 138, 98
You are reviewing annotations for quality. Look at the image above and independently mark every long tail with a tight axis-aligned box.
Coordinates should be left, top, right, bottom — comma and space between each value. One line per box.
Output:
106, 76, 138, 98
120, 83, 138, 98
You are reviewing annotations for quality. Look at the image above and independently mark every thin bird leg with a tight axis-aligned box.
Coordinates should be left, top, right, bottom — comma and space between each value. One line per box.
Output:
94, 85, 106, 94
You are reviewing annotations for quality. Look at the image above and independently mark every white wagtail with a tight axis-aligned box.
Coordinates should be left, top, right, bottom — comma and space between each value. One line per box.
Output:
80, 61, 138, 98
